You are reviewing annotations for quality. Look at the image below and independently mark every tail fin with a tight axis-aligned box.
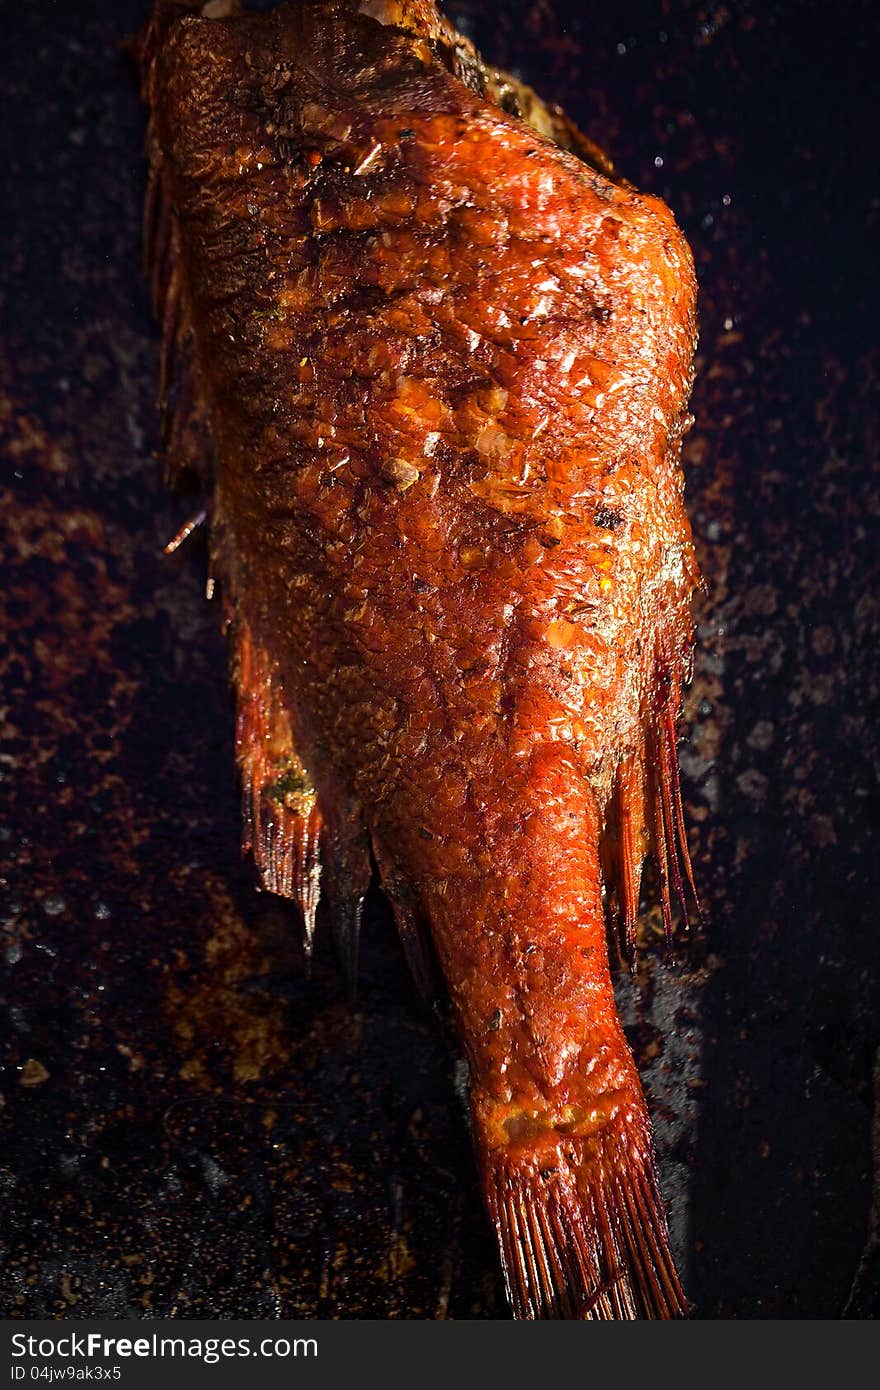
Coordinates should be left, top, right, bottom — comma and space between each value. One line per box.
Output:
483, 1122, 686, 1319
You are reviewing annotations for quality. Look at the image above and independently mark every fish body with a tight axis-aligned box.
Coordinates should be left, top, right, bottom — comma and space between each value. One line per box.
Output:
139, 0, 699, 1318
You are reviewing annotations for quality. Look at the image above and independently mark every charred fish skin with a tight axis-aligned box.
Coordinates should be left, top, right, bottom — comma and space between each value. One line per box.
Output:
139, 0, 698, 1319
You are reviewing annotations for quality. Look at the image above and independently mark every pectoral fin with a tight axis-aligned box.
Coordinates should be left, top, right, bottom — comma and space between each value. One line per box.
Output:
602, 628, 700, 957
233, 618, 323, 957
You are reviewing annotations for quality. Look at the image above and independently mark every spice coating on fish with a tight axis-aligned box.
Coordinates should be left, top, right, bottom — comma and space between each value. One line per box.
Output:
139, 0, 699, 1318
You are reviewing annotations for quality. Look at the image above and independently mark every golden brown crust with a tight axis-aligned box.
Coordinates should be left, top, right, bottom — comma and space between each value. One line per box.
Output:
139, 0, 698, 1318
142, 0, 697, 1154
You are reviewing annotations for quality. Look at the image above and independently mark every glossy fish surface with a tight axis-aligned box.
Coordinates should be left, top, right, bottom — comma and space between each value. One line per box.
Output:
139, 0, 699, 1318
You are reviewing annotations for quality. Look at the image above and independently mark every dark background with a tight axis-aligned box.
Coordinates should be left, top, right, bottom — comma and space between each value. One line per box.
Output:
1, 0, 878, 1318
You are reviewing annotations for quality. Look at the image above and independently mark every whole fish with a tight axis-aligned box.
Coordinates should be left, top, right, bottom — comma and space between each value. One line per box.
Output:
138, 0, 699, 1318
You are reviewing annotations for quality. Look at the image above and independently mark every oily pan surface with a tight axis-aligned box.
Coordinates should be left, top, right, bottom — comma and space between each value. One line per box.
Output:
0, 0, 878, 1317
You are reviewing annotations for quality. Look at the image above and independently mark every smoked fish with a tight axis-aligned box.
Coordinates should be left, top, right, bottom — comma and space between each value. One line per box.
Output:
138, 0, 699, 1318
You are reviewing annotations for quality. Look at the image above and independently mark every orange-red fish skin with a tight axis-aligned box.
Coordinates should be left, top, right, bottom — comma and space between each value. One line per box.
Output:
139, 0, 698, 1318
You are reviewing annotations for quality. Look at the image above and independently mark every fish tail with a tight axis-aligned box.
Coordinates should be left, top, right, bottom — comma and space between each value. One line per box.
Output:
483, 1114, 686, 1319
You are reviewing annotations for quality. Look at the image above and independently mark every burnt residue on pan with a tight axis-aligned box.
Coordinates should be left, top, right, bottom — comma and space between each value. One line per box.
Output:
0, 0, 878, 1317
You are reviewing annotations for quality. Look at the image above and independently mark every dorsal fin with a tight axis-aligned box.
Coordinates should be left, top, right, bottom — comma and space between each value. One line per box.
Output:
142, 86, 213, 492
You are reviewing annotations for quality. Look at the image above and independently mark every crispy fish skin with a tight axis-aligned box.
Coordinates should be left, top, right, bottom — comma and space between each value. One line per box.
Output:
140, 0, 698, 1318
